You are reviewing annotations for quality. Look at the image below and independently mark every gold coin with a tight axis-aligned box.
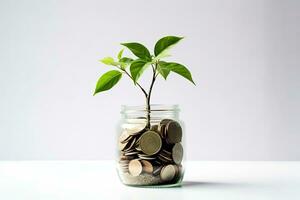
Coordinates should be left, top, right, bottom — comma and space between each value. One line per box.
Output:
172, 143, 183, 164
139, 131, 162, 156
165, 121, 182, 144
141, 160, 153, 174
160, 164, 176, 181
128, 159, 143, 176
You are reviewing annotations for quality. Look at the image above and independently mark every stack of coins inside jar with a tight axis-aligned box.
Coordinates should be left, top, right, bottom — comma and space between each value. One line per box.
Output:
118, 119, 183, 186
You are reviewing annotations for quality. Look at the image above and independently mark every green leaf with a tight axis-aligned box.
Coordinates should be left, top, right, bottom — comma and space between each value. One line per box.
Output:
121, 42, 152, 61
154, 36, 184, 57
158, 62, 195, 84
153, 51, 171, 61
130, 60, 150, 82
119, 57, 134, 69
157, 61, 171, 79
100, 57, 118, 66
119, 57, 134, 64
117, 49, 124, 60
93, 70, 122, 95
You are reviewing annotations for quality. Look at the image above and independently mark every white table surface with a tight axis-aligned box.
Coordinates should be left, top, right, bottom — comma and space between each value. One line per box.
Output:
0, 161, 299, 200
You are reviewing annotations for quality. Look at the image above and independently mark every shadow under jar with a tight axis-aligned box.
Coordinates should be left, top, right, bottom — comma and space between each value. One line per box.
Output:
116, 104, 185, 187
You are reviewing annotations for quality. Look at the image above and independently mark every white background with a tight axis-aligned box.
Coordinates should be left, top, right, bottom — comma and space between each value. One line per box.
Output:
0, 0, 299, 160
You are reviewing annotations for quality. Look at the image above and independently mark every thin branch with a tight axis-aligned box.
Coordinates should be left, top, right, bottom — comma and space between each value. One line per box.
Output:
121, 69, 148, 98
144, 62, 158, 128
151, 64, 156, 74
147, 62, 158, 104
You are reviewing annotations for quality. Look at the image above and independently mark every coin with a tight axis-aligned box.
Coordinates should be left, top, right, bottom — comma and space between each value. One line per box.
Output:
158, 153, 172, 163
172, 143, 183, 164
123, 137, 137, 152
118, 119, 185, 184
162, 149, 172, 156
119, 159, 130, 172
165, 121, 182, 144
153, 165, 163, 176
120, 154, 136, 160
153, 159, 162, 165
135, 136, 142, 145
119, 164, 128, 169
173, 164, 179, 175
138, 153, 156, 160
121, 135, 133, 144
118, 141, 127, 151
126, 125, 146, 136
119, 131, 134, 151
128, 159, 143, 176
150, 124, 159, 132
160, 164, 176, 181
157, 124, 166, 138
120, 154, 129, 160
119, 130, 131, 143
141, 160, 153, 174
160, 119, 173, 126
158, 149, 173, 163
119, 159, 129, 164
175, 164, 182, 177
135, 146, 142, 151
124, 150, 138, 156
139, 131, 162, 156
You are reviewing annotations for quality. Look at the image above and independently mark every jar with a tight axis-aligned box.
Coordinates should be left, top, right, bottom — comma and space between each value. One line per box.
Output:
116, 104, 185, 187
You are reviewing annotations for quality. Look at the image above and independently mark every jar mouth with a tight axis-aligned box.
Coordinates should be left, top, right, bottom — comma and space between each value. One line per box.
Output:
121, 104, 179, 113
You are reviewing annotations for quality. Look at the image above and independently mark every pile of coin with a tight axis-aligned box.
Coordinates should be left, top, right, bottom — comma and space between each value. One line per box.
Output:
117, 118, 184, 185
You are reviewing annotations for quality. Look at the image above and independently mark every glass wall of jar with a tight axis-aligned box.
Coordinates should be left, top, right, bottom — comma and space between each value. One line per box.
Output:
116, 104, 185, 187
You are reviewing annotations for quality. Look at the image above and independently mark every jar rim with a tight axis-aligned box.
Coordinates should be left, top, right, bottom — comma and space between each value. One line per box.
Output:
121, 104, 179, 113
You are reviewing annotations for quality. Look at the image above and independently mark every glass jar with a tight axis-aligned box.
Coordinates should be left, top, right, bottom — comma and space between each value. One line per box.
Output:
116, 104, 185, 187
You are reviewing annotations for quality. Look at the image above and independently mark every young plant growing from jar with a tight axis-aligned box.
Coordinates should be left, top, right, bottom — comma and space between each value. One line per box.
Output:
94, 36, 195, 186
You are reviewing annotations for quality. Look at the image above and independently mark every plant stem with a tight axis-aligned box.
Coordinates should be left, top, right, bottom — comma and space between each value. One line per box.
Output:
145, 63, 158, 128
121, 69, 148, 98
120, 63, 158, 129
